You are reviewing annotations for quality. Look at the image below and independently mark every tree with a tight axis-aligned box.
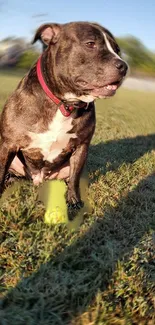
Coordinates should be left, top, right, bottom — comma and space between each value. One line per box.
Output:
117, 36, 155, 76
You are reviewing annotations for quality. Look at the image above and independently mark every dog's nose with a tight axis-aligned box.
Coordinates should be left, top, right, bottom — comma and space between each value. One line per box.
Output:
115, 59, 128, 76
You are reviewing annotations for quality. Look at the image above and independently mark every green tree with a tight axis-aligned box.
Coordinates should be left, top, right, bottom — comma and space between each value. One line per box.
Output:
17, 49, 39, 70
117, 36, 155, 76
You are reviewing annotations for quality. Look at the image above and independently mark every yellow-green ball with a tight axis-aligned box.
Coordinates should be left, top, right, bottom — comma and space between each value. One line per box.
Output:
44, 206, 66, 224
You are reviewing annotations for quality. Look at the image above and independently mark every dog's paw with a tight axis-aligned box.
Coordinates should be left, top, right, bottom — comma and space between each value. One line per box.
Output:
67, 200, 84, 210
67, 200, 84, 221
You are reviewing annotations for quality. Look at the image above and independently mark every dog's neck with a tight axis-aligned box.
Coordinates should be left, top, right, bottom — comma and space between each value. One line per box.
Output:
36, 53, 89, 117
41, 50, 61, 98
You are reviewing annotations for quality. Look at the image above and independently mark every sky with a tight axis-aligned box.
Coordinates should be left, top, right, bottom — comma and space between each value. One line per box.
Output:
0, 0, 155, 51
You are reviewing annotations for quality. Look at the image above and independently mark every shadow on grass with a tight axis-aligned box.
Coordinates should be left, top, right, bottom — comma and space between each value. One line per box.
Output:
88, 133, 155, 176
0, 134, 155, 324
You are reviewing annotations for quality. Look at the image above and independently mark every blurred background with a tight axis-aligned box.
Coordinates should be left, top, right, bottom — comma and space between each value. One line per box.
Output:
0, 0, 155, 80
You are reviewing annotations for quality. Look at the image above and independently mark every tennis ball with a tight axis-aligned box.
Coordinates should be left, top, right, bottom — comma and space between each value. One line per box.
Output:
44, 206, 66, 224
39, 180, 68, 224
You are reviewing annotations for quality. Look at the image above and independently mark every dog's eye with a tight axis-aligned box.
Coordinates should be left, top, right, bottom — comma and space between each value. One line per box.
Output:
86, 41, 96, 48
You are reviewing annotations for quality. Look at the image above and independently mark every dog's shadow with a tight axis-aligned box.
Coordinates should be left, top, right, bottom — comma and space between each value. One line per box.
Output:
88, 133, 155, 177
0, 133, 155, 324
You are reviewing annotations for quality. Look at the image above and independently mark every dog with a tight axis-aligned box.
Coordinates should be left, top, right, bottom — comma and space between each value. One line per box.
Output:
0, 21, 128, 214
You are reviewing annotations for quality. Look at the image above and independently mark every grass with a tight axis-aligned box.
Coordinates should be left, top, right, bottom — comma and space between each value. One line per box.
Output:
0, 71, 155, 324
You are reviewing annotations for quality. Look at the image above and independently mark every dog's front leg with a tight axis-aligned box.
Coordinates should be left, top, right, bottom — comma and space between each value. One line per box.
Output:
0, 140, 16, 194
67, 143, 88, 209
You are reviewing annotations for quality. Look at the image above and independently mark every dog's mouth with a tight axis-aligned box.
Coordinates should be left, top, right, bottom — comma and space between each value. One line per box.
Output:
64, 78, 124, 103
75, 77, 123, 99
103, 80, 120, 90
90, 80, 122, 98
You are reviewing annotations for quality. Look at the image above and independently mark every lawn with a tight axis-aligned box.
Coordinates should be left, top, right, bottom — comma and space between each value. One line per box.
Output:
0, 71, 155, 324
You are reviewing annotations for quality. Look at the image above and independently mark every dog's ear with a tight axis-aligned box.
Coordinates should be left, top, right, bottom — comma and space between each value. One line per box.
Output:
32, 23, 61, 45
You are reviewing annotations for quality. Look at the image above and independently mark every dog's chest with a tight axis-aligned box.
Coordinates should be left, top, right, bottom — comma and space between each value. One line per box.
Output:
27, 110, 77, 162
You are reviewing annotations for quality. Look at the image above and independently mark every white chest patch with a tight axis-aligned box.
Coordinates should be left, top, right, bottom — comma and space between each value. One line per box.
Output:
27, 110, 77, 163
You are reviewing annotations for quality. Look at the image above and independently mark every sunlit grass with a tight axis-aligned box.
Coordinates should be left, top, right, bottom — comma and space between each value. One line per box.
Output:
0, 72, 155, 324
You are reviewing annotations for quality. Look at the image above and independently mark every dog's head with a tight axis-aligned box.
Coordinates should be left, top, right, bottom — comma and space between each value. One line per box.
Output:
33, 22, 128, 102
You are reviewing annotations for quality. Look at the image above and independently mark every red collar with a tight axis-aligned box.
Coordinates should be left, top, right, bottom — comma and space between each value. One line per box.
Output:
36, 55, 88, 117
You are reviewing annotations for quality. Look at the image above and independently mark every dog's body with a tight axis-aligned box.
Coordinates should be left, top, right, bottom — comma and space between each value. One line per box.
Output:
0, 22, 128, 210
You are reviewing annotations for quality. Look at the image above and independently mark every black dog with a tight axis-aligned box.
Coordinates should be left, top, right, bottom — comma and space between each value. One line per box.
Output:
0, 22, 128, 212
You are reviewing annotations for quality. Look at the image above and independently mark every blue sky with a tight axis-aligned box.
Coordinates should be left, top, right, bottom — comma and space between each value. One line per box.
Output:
0, 0, 155, 51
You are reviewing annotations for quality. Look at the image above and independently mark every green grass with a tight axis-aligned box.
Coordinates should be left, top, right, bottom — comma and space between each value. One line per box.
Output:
0, 71, 155, 324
